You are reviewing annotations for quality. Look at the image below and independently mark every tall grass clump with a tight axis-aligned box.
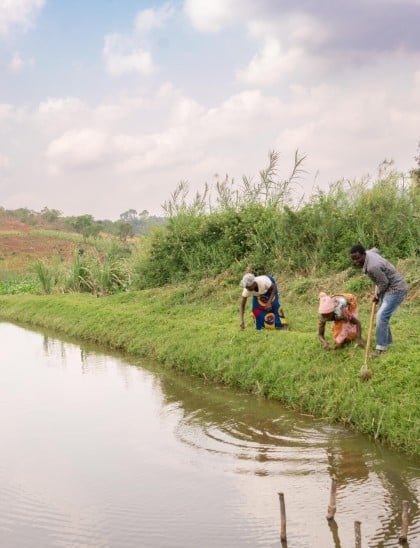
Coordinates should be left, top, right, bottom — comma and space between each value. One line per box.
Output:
65, 249, 131, 295
29, 243, 133, 297
32, 260, 55, 294
133, 151, 419, 288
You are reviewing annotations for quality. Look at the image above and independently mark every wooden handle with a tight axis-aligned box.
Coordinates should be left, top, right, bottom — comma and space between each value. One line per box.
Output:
364, 301, 376, 363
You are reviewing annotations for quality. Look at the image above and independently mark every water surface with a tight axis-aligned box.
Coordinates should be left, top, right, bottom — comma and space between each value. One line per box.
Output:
0, 322, 419, 547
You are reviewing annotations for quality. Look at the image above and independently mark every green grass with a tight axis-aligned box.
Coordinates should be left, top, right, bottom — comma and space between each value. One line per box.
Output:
30, 229, 84, 241
0, 276, 41, 295
0, 273, 418, 456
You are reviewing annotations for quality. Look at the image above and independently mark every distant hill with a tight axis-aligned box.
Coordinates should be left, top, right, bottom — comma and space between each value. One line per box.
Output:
0, 207, 166, 276
0, 215, 90, 275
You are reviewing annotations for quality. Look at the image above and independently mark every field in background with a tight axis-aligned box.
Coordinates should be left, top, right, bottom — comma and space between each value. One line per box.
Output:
0, 218, 86, 275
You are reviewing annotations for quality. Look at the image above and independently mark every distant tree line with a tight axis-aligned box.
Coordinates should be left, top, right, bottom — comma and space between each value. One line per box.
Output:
0, 206, 166, 241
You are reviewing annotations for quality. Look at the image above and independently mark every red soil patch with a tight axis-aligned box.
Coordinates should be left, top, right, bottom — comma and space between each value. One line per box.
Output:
0, 218, 85, 271
0, 234, 78, 260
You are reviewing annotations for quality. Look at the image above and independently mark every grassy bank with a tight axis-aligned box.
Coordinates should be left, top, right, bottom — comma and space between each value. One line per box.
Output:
1, 270, 419, 456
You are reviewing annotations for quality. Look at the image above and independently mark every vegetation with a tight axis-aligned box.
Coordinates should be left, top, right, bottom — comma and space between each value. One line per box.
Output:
0, 149, 419, 456
133, 154, 419, 288
0, 205, 165, 237
0, 263, 418, 455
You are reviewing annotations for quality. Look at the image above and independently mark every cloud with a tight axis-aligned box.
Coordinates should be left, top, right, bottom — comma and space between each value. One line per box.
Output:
115, 127, 194, 174
38, 97, 86, 116
237, 39, 318, 86
236, 14, 331, 86
183, 0, 244, 32
1, 1, 419, 219
6, 59, 417, 217
0, 153, 10, 171
46, 129, 111, 173
135, 3, 175, 35
36, 98, 89, 136
0, 104, 15, 119
103, 34, 155, 76
0, 0, 45, 38
7, 51, 24, 73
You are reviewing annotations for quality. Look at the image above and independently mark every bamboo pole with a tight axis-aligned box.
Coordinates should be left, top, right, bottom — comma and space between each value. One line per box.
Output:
278, 492, 287, 543
354, 520, 362, 548
399, 500, 409, 543
326, 475, 337, 520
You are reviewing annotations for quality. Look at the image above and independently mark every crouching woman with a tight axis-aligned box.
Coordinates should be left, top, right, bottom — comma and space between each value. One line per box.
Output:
318, 292, 363, 350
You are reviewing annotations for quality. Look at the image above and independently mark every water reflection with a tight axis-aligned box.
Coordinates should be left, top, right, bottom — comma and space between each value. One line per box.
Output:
1, 322, 419, 548
155, 359, 420, 547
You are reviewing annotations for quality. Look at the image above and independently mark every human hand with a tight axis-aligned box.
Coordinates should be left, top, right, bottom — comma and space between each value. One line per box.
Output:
372, 295, 379, 303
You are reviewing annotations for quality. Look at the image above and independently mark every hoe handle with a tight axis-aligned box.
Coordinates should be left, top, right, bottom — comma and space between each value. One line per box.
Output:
364, 301, 376, 363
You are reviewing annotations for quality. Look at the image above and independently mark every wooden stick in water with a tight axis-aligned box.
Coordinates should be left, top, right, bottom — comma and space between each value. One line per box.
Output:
354, 520, 362, 548
326, 475, 337, 520
278, 492, 287, 542
399, 500, 409, 543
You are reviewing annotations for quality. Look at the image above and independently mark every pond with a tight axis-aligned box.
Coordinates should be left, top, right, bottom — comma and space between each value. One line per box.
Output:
0, 322, 419, 547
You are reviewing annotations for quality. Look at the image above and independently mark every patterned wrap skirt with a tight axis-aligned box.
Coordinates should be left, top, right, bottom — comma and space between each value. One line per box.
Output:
251, 276, 287, 330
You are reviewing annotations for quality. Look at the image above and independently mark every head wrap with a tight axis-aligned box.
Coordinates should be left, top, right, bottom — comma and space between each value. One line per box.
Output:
319, 292, 335, 314
240, 273, 256, 288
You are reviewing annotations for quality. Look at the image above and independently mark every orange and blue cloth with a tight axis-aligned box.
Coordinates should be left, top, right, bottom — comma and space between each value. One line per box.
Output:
331, 293, 358, 344
251, 276, 287, 330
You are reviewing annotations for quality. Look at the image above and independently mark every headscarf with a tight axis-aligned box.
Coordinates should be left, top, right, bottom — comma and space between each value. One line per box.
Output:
240, 273, 256, 288
319, 292, 335, 314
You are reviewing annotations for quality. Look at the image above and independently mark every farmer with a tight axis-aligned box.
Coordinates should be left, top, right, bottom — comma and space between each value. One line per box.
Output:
239, 273, 287, 330
318, 292, 363, 350
349, 245, 408, 357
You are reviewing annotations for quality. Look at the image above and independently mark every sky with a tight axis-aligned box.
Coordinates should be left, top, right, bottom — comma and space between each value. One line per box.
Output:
0, 0, 419, 220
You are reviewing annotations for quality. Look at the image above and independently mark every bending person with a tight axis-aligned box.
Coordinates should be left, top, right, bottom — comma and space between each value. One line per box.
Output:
318, 292, 363, 350
239, 273, 287, 330
349, 245, 408, 358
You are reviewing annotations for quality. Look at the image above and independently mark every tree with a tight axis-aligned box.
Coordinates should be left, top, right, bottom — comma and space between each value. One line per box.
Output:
69, 214, 101, 240
120, 209, 138, 222
115, 220, 134, 242
410, 142, 420, 187
40, 207, 62, 223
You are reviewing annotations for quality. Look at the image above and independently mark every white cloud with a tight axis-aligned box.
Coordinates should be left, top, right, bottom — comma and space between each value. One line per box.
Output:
0, 103, 16, 120
237, 14, 330, 86
0, 153, 10, 171
183, 0, 243, 32
135, 3, 174, 35
1, 0, 419, 220
115, 127, 192, 173
103, 34, 155, 76
38, 97, 86, 116
8, 51, 24, 73
0, 0, 45, 38
247, 13, 328, 46
237, 39, 307, 86
35, 98, 90, 137
46, 129, 111, 173
19, 62, 418, 216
